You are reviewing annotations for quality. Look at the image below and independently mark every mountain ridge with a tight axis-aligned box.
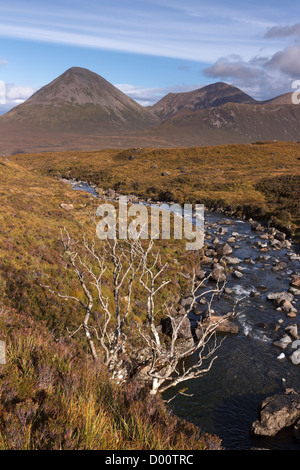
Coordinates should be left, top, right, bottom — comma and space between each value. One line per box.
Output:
0, 67, 298, 155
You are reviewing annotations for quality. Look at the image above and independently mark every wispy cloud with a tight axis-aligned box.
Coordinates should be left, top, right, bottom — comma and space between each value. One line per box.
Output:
265, 23, 300, 38
115, 83, 198, 106
0, 1, 280, 62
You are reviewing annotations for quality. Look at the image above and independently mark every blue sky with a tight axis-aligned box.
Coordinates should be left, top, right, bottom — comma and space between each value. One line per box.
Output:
1, 0, 300, 113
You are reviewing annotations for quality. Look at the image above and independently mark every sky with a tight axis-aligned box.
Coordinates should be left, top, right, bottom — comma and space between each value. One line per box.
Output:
1, 0, 300, 113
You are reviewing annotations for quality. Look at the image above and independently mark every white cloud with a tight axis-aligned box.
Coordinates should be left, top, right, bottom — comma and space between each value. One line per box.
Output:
115, 83, 199, 106
266, 45, 300, 77
6, 84, 35, 100
0, 83, 36, 114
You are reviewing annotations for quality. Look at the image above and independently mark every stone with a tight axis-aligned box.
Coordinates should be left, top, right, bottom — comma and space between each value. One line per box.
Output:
290, 275, 300, 288
289, 287, 300, 296
196, 315, 239, 337
276, 353, 286, 361
232, 270, 243, 279
251, 221, 264, 232
251, 389, 300, 436
278, 300, 297, 314
215, 243, 232, 256
180, 297, 194, 308
195, 269, 206, 281
289, 349, 300, 365
267, 292, 294, 302
59, 203, 74, 211
275, 231, 286, 241
210, 268, 227, 283
224, 287, 233, 295
272, 335, 292, 350
284, 325, 298, 339
291, 340, 300, 349
222, 256, 242, 265
161, 315, 193, 340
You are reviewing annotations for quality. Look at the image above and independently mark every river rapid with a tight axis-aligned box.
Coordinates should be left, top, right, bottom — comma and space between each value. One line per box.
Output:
71, 180, 300, 450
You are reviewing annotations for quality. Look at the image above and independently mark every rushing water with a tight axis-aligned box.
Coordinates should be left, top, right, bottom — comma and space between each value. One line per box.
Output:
72, 181, 300, 450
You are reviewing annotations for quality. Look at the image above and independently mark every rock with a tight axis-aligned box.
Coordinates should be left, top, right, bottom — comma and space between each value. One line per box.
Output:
222, 256, 242, 265
59, 203, 74, 211
227, 237, 235, 243
267, 292, 294, 302
272, 335, 292, 350
192, 303, 203, 316
289, 349, 300, 365
287, 311, 297, 318
290, 275, 300, 288
272, 262, 287, 272
161, 171, 170, 176
195, 269, 206, 281
284, 325, 298, 339
250, 291, 260, 298
294, 419, 300, 442
129, 155, 136, 160
224, 287, 233, 295
289, 287, 300, 296
292, 340, 300, 349
210, 268, 227, 283
251, 389, 300, 436
276, 353, 286, 361
215, 243, 233, 257
251, 221, 264, 232
232, 271, 243, 279
161, 315, 193, 340
180, 297, 194, 308
275, 231, 286, 241
277, 299, 297, 314
196, 315, 239, 337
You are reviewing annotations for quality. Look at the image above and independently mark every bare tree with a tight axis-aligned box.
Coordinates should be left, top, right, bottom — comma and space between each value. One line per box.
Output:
42, 230, 237, 395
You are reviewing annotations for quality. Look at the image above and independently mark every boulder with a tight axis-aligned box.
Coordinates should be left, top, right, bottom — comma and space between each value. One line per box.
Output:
251, 221, 264, 232
251, 389, 300, 436
222, 256, 242, 265
196, 314, 239, 337
232, 270, 243, 279
284, 324, 298, 339
161, 315, 193, 340
289, 349, 300, 365
290, 275, 300, 288
272, 335, 292, 350
216, 243, 233, 257
267, 292, 294, 302
180, 297, 194, 308
210, 268, 227, 283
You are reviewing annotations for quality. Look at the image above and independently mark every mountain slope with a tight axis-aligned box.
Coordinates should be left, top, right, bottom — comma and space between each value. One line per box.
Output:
1, 67, 159, 132
145, 102, 300, 146
151, 82, 257, 121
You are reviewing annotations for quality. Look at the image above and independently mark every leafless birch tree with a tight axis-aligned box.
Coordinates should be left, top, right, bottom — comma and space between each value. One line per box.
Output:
42, 229, 236, 395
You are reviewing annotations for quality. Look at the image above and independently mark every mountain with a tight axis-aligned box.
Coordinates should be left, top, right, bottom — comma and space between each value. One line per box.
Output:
0, 67, 299, 155
144, 101, 300, 146
262, 92, 294, 105
1, 67, 158, 132
152, 82, 257, 121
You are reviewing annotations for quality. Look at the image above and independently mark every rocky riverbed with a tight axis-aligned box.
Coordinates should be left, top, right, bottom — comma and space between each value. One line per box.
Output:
61, 177, 300, 450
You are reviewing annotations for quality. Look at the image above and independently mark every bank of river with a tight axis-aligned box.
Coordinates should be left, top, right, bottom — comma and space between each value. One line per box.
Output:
69, 179, 300, 450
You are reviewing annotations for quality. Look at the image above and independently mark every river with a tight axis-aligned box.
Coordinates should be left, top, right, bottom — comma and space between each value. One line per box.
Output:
71, 181, 300, 450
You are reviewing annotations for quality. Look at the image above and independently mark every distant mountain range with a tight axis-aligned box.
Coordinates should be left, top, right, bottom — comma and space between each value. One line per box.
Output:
0, 66, 299, 155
